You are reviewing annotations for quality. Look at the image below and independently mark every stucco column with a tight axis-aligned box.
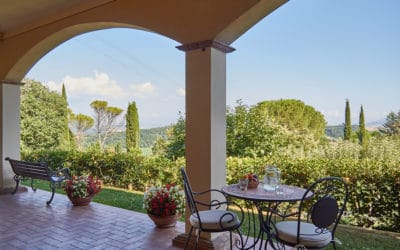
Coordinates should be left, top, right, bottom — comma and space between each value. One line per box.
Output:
0, 82, 21, 194
173, 40, 235, 248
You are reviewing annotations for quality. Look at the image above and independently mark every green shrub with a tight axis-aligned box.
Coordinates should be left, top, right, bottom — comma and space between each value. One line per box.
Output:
22, 137, 400, 232
21, 150, 184, 191
226, 138, 400, 232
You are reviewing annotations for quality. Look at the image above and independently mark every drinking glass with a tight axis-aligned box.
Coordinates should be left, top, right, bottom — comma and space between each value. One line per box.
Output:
238, 178, 249, 191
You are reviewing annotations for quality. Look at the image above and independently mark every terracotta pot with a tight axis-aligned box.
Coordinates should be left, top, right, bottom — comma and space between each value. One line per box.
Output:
148, 213, 181, 228
67, 194, 93, 206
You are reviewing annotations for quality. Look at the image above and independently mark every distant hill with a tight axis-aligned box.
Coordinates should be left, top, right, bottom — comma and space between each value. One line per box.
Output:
366, 119, 385, 131
83, 126, 169, 149
140, 126, 169, 147
325, 125, 358, 139
83, 121, 384, 146
325, 120, 383, 139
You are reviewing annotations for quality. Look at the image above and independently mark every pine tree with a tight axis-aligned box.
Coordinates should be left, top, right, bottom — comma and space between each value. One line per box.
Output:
90, 100, 123, 151
126, 101, 140, 152
379, 111, 400, 135
344, 99, 352, 140
70, 113, 94, 150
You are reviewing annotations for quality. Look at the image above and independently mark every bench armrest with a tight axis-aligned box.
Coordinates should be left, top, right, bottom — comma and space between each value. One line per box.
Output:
53, 168, 71, 180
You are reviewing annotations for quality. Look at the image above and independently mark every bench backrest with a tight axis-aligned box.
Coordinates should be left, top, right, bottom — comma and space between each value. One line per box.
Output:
5, 157, 51, 181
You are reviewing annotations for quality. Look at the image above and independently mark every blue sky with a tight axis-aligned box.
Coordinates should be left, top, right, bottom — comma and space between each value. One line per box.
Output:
27, 1, 400, 128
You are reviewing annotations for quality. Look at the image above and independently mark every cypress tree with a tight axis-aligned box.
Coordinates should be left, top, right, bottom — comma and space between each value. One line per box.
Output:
344, 99, 352, 140
62, 83, 67, 101
126, 101, 140, 152
358, 105, 368, 146
61, 83, 70, 149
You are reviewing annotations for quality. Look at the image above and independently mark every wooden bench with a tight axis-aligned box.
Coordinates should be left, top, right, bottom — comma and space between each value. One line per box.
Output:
5, 157, 70, 205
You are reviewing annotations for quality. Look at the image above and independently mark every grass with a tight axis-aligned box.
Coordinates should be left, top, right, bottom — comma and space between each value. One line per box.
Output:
24, 180, 400, 249
335, 225, 400, 250
238, 212, 400, 250
22, 179, 147, 213
93, 187, 146, 213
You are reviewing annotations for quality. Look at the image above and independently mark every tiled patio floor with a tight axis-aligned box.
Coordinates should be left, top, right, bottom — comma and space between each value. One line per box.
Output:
0, 188, 184, 249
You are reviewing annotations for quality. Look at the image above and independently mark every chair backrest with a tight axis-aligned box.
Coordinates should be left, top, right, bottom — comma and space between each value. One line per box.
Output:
296, 176, 348, 243
180, 167, 200, 217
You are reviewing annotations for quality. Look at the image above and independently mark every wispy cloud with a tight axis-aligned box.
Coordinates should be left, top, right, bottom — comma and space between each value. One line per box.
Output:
176, 88, 185, 97
129, 82, 158, 98
327, 110, 341, 118
45, 71, 126, 98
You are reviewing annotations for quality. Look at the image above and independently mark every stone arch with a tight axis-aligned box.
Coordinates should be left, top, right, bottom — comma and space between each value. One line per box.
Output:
1, 0, 287, 82
5, 22, 162, 82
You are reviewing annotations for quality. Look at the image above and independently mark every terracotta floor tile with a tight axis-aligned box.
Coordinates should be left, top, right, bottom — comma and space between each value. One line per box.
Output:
0, 187, 276, 249
0, 188, 183, 250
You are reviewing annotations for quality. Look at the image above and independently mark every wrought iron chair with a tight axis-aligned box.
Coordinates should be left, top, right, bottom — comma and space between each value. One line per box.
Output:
180, 167, 245, 250
271, 177, 348, 249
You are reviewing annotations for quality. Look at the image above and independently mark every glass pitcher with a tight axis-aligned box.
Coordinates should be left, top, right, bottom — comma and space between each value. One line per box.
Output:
263, 165, 280, 192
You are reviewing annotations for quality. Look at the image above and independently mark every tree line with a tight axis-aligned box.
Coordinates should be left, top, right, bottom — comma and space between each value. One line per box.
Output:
21, 79, 140, 152
154, 99, 400, 160
20, 79, 400, 158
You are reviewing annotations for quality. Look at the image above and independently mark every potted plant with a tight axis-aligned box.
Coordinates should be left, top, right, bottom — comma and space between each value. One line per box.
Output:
64, 176, 102, 206
143, 183, 185, 228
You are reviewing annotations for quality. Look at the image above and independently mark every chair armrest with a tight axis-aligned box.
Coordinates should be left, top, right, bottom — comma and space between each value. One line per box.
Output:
193, 189, 230, 208
195, 199, 242, 212
193, 188, 228, 198
220, 200, 245, 228
193, 189, 245, 216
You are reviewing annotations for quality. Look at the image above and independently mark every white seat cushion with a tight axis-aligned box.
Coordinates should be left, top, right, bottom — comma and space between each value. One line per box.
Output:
190, 210, 239, 231
275, 221, 332, 248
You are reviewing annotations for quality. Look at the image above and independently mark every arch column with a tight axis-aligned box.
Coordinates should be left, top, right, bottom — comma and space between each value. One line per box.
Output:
173, 40, 235, 248
0, 81, 22, 193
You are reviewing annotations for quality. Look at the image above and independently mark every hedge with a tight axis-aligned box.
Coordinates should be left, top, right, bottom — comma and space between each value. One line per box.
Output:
22, 145, 400, 232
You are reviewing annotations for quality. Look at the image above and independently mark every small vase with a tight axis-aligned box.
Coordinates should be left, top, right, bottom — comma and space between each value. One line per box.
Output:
67, 194, 93, 206
148, 213, 181, 228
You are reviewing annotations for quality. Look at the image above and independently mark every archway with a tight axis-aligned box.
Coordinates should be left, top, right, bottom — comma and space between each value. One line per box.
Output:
0, 1, 288, 247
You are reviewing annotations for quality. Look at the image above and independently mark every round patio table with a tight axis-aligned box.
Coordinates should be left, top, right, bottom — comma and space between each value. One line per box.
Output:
222, 183, 312, 250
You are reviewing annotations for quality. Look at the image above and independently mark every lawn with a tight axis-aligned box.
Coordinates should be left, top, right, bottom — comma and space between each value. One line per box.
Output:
25, 180, 400, 249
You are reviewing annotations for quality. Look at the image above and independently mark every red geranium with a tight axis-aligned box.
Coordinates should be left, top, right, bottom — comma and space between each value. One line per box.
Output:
143, 184, 185, 217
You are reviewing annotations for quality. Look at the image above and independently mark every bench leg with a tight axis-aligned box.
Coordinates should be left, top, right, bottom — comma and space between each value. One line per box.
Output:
46, 183, 56, 205
31, 179, 37, 192
12, 175, 21, 194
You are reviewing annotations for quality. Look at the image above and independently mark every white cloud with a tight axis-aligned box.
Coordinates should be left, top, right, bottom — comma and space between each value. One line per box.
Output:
129, 82, 157, 98
176, 88, 185, 97
45, 71, 126, 98
45, 81, 61, 92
